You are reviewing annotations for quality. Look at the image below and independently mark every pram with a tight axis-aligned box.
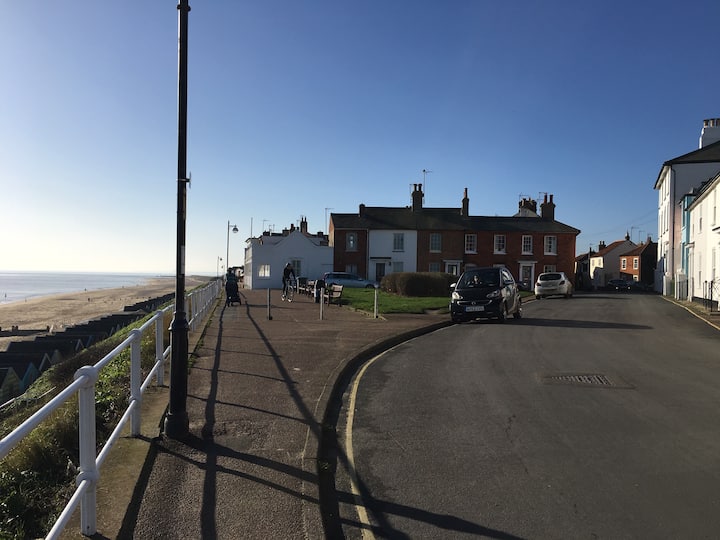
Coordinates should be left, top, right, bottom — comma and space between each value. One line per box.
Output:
225, 280, 241, 306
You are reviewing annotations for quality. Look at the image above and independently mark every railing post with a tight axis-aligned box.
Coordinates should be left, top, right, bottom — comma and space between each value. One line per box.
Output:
130, 329, 142, 436
155, 311, 165, 387
374, 287, 379, 319
320, 287, 325, 320
267, 288, 272, 320
75, 365, 99, 536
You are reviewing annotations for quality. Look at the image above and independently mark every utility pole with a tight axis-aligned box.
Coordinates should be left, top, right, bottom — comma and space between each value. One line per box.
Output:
165, 0, 191, 439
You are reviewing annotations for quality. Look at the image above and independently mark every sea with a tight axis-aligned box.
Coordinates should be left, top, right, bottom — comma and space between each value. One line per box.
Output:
0, 271, 173, 305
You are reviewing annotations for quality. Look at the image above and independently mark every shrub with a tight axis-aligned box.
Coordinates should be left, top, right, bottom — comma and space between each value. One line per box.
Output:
380, 272, 455, 297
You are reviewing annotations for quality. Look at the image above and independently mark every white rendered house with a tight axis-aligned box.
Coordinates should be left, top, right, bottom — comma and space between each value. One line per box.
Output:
684, 172, 720, 302
243, 219, 332, 290
654, 119, 720, 296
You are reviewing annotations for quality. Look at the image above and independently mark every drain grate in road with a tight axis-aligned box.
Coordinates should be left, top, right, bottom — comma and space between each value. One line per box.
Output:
542, 373, 614, 387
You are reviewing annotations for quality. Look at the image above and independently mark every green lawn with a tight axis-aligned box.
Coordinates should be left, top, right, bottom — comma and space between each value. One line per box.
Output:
341, 287, 535, 315
340, 287, 449, 314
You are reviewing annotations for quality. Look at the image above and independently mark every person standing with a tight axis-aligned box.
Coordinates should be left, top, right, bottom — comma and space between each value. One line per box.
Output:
282, 263, 296, 298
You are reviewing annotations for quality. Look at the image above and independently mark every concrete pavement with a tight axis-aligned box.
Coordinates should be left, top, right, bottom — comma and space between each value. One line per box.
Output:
60, 288, 448, 539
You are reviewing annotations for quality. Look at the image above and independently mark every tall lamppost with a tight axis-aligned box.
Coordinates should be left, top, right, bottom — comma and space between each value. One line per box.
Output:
217, 256, 222, 278
165, 0, 191, 439
227, 221, 238, 276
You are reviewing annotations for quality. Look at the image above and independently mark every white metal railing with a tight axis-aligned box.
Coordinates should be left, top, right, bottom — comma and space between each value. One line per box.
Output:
0, 278, 222, 539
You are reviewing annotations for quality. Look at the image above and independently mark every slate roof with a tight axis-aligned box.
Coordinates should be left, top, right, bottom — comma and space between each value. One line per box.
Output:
654, 140, 720, 188
619, 241, 656, 257
331, 206, 580, 235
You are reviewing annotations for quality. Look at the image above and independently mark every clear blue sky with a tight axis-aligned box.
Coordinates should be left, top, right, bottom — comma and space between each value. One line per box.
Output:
1, 1, 717, 275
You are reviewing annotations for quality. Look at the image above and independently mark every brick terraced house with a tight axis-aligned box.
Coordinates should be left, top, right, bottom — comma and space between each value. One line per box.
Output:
329, 185, 580, 287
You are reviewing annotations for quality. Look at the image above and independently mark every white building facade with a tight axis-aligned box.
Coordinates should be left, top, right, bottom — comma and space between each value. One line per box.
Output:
243, 221, 332, 290
655, 119, 720, 296
685, 173, 720, 302
367, 229, 418, 282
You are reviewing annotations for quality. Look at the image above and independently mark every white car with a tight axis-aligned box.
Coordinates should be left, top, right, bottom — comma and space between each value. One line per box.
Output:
535, 272, 573, 299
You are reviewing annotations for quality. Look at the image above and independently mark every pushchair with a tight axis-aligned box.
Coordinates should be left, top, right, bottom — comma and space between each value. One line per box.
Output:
225, 280, 241, 306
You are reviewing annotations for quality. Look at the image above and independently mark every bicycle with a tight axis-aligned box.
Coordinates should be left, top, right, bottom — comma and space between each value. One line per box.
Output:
282, 278, 295, 302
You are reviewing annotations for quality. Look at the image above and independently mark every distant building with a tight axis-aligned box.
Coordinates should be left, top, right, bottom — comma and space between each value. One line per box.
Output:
589, 236, 637, 288
243, 217, 332, 290
619, 238, 657, 286
330, 186, 580, 286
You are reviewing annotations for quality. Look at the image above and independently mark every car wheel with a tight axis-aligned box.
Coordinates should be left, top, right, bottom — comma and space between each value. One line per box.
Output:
497, 305, 507, 323
365, 284, 375, 288
513, 300, 522, 319
535, 295, 541, 300
451, 316, 463, 324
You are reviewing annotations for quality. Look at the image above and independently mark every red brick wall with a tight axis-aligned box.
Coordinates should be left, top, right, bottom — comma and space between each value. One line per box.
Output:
332, 230, 368, 277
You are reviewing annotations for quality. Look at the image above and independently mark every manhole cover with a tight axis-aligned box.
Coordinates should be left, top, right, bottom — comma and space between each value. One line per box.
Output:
542, 373, 614, 387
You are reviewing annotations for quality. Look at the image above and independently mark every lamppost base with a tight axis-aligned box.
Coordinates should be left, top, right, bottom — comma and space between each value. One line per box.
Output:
164, 411, 190, 439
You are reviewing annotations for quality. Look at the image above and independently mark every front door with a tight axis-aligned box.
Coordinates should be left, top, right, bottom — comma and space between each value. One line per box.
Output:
375, 262, 386, 281
519, 263, 534, 290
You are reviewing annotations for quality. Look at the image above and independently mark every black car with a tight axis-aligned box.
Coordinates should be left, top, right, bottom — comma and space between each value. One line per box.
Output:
450, 267, 522, 323
607, 279, 631, 291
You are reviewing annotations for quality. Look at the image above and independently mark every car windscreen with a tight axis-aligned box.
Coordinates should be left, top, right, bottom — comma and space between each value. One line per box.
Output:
458, 270, 499, 288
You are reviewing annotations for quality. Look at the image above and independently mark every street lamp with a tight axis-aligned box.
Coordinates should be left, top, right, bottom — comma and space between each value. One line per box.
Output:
226, 221, 239, 276
217, 256, 222, 277
165, 0, 191, 440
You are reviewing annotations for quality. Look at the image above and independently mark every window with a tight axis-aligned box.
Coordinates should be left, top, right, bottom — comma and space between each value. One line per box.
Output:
465, 234, 477, 253
346, 232, 357, 252
345, 264, 358, 274
429, 262, 441, 272
393, 233, 404, 252
544, 236, 557, 255
494, 234, 506, 254
258, 264, 271, 278
291, 259, 302, 277
633, 257, 639, 270
522, 235, 533, 254
392, 261, 404, 273
621, 258, 627, 270
543, 264, 556, 273
429, 233, 442, 252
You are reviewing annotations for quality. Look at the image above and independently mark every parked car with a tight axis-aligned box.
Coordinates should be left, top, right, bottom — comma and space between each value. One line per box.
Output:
534, 272, 573, 299
450, 267, 522, 323
322, 272, 377, 288
607, 279, 631, 291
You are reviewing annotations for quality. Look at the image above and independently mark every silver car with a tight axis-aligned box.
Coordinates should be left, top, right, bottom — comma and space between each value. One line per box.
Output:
535, 271, 573, 299
322, 272, 377, 288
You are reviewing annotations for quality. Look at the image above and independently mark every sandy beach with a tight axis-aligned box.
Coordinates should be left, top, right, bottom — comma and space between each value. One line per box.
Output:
0, 276, 211, 351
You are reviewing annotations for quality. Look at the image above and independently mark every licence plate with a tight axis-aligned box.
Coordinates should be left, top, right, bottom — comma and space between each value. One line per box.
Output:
465, 306, 484, 312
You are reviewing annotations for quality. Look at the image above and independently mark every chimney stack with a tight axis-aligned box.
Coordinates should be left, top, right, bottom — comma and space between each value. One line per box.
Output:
461, 187, 469, 216
300, 216, 308, 234
700, 118, 720, 148
412, 183, 424, 212
540, 194, 555, 220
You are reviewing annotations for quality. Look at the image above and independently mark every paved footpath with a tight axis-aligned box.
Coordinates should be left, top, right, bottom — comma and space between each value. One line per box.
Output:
61, 288, 448, 539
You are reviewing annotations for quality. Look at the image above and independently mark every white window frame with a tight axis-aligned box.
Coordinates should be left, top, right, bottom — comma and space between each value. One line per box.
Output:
258, 264, 271, 278
621, 258, 627, 270
522, 235, 533, 255
465, 234, 477, 254
346, 232, 357, 252
429, 233, 442, 253
633, 257, 639, 270
494, 234, 506, 254
393, 233, 405, 252
544, 235, 557, 255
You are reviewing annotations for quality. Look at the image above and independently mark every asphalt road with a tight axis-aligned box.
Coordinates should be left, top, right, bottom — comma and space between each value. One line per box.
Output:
333, 293, 720, 539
